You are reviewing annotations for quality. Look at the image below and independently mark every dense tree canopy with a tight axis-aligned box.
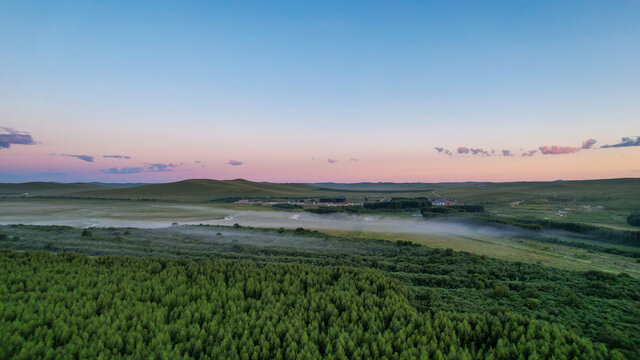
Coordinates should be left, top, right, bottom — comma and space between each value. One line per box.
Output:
0, 250, 622, 359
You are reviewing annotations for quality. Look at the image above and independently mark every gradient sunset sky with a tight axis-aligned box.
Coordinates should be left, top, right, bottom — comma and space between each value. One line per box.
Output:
1, 1, 639, 183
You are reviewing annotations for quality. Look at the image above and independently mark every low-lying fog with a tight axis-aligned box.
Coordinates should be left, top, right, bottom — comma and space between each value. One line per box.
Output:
0, 201, 531, 240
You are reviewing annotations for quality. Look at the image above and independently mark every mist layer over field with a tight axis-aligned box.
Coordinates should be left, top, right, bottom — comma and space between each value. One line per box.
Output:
0, 200, 528, 239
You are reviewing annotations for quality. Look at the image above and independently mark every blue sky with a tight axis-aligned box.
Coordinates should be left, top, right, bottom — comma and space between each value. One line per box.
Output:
1, 1, 639, 182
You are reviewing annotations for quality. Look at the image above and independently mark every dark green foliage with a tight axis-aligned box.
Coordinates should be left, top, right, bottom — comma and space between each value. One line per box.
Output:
491, 284, 511, 298
0, 250, 615, 359
421, 205, 485, 215
396, 240, 415, 247
529, 236, 640, 258
364, 199, 432, 212
319, 197, 346, 202
211, 197, 242, 203
565, 292, 584, 308
462, 215, 640, 246
0, 233, 7, 241
272, 203, 303, 210
597, 326, 636, 352
524, 298, 541, 310
472, 216, 545, 231
304, 207, 343, 214
628, 213, 640, 227
81, 229, 92, 237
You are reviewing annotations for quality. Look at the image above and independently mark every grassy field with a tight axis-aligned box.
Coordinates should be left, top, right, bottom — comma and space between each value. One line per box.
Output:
327, 230, 640, 276
3, 178, 639, 228
1, 199, 638, 277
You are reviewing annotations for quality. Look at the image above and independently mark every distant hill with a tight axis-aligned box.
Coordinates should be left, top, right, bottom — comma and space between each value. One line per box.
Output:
428, 178, 640, 209
0, 182, 107, 197
1, 178, 639, 207
88, 182, 150, 187
68, 179, 321, 201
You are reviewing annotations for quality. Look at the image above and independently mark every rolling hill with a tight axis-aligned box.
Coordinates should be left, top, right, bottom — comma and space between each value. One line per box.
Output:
67, 179, 322, 201
0, 182, 108, 197
1, 178, 639, 210
428, 178, 640, 210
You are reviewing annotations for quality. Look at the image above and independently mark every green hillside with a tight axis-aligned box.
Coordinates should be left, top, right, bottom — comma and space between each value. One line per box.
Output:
69, 179, 321, 201
3, 178, 639, 212
430, 178, 640, 208
0, 182, 106, 197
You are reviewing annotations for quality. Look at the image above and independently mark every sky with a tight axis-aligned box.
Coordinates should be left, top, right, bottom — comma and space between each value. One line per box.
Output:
1, 1, 639, 183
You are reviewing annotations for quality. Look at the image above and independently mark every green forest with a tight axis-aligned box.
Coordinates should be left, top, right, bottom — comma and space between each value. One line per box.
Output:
0, 250, 624, 360
1, 224, 639, 359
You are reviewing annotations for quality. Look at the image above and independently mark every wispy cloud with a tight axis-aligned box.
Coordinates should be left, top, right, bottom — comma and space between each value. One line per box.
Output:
537, 138, 599, 155
350, 157, 359, 161
101, 167, 144, 174
228, 160, 243, 166
103, 155, 131, 159
434, 147, 452, 155
434, 136, 634, 159
327, 159, 338, 164
54, 154, 95, 162
581, 139, 597, 149
538, 145, 579, 155
601, 136, 640, 148
470, 148, 490, 156
146, 163, 176, 172
0, 127, 37, 149
451, 147, 489, 156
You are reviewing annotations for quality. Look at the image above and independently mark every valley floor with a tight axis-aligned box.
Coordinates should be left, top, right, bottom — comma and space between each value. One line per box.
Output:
1, 199, 638, 276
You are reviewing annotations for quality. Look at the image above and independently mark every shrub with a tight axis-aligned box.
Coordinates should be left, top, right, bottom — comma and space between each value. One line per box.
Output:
628, 213, 640, 227
565, 292, 584, 308
416, 288, 435, 306
304, 207, 342, 214
520, 288, 540, 299
272, 203, 303, 210
81, 229, 92, 237
491, 284, 511, 298
525, 298, 541, 310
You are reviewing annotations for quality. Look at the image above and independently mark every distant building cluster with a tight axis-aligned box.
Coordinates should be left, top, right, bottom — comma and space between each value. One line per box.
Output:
235, 200, 364, 206
432, 199, 457, 206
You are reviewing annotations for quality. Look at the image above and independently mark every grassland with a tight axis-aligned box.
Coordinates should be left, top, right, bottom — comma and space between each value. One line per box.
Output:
3, 178, 639, 229
1, 199, 639, 276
